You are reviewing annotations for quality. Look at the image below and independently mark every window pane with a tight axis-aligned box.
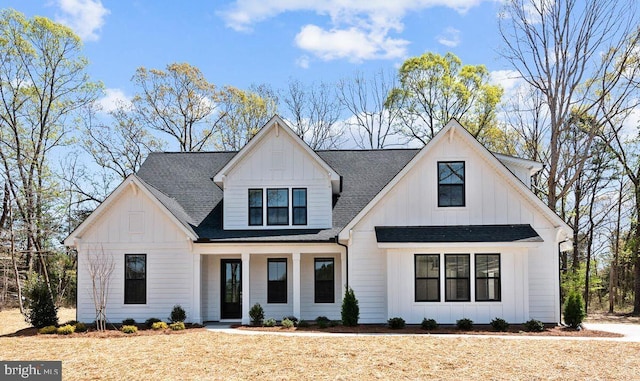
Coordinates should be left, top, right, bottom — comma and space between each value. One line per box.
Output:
315, 259, 334, 281
315, 259, 334, 303
438, 162, 464, 184
293, 207, 306, 225
249, 189, 262, 207
416, 255, 439, 278
267, 189, 288, 207
416, 279, 439, 302
476, 254, 500, 277
126, 255, 146, 280
249, 208, 262, 225
446, 279, 469, 301
267, 207, 288, 225
293, 189, 306, 207
268, 260, 286, 281
445, 255, 469, 277
439, 184, 464, 207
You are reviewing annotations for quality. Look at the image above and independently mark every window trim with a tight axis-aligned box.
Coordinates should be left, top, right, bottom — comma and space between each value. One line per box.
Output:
475, 253, 501, 302
444, 254, 470, 302
124, 254, 146, 305
266, 188, 289, 226
314, 257, 335, 304
438, 161, 466, 207
292, 188, 307, 226
267, 258, 287, 304
415, 254, 440, 302
248, 188, 263, 226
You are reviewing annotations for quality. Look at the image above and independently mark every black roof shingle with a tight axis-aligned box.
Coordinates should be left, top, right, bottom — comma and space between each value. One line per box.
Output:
374, 225, 543, 243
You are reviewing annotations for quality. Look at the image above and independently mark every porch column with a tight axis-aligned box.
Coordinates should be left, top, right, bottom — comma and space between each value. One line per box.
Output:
192, 253, 202, 324
292, 252, 301, 319
241, 252, 250, 325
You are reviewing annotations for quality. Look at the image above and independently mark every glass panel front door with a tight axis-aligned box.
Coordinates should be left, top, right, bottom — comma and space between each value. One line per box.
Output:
221, 259, 242, 319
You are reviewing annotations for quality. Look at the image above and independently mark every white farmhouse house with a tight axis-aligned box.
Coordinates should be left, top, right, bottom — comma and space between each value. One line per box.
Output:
64, 115, 572, 325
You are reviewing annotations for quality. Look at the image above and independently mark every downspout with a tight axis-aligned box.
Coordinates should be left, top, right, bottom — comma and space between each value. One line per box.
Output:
558, 239, 570, 325
335, 235, 349, 288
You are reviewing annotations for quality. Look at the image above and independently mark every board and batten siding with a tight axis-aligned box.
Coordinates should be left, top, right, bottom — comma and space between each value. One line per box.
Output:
75, 185, 196, 323
348, 130, 559, 323
222, 127, 333, 230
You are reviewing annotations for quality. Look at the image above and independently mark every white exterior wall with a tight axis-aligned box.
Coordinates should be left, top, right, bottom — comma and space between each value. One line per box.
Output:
300, 253, 342, 320
75, 185, 196, 323
249, 254, 294, 320
223, 128, 333, 230
348, 130, 560, 323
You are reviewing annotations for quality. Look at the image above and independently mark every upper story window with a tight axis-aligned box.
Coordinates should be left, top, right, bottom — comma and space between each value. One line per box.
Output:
267, 188, 289, 225
438, 161, 465, 207
248, 189, 263, 226
292, 188, 307, 225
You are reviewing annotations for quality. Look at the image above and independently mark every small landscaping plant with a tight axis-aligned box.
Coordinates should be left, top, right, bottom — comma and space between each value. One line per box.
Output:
170, 305, 187, 323
456, 318, 474, 331
249, 303, 265, 326
316, 316, 330, 329
38, 325, 57, 335
145, 318, 162, 328
563, 290, 586, 329
56, 324, 76, 335
121, 325, 138, 334
169, 322, 185, 331
152, 321, 168, 330
122, 318, 136, 326
523, 319, 545, 332
490, 318, 510, 332
341, 286, 360, 326
421, 318, 438, 330
297, 320, 310, 328
24, 277, 58, 328
282, 316, 298, 326
263, 318, 276, 327
73, 322, 88, 333
281, 318, 295, 328
388, 317, 405, 329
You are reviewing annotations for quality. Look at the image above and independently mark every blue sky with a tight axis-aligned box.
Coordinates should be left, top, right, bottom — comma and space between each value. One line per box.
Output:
7, 0, 517, 110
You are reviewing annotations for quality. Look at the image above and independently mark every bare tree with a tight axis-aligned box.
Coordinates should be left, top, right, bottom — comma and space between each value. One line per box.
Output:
282, 78, 343, 149
337, 70, 401, 149
87, 247, 115, 331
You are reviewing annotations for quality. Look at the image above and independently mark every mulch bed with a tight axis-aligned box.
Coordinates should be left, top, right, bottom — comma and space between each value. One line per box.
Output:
2, 324, 206, 338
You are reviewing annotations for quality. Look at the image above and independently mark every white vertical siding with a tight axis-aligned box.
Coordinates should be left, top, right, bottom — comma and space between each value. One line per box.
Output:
300, 254, 342, 320
348, 231, 387, 323
249, 255, 294, 320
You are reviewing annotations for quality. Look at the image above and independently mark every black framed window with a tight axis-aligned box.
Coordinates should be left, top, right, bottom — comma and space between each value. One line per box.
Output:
267, 188, 289, 225
476, 254, 501, 301
445, 254, 470, 301
292, 188, 307, 225
248, 189, 263, 226
125, 254, 146, 304
415, 254, 440, 302
438, 161, 465, 207
267, 259, 287, 303
314, 258, 334, 303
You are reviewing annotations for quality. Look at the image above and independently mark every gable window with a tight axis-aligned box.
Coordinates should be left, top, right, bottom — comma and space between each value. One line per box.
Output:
314, 258, 334, 303
248, 189, 263, 226
438, 161, 465, 207
476, 254, 501, 301
267, 258, 287, 303
292, 188, 307, 225
125, 254, 146, 304
267, 188, 289, 225
415, 254, 440, 302
445, 254, 470, 301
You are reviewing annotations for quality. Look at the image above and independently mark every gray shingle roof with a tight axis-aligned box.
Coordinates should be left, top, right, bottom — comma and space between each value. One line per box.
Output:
135, 149, 420, 242
374, 225, 543, 243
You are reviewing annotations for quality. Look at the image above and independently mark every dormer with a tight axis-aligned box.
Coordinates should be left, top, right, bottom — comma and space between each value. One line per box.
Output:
493, 153, 543, 188
213, 115, 340, 230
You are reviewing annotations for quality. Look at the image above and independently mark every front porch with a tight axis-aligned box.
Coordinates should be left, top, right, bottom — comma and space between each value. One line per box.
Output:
195, 243, 345, 324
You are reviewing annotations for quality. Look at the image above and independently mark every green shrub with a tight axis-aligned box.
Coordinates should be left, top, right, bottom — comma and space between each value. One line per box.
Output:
263, 318, 276, 327
64, 320, 79, 325
169, 322, 185, 331
421, 318, 438, 330
281, 318, 295, 328
152, 321, 168, 330
341, 286, 360, 327
74, 322, 88, 333
56, 324, 75, 335
523, 319, 545, 332
490, 318, 510, 332
122, 318, 136, 325
282, 316, 298, 326
145, 318, 162, 328
249, 303, 264, 326
329, 320, 340, 327
38, 325, 57, 335
24, 277, 58, 328
456, 318, 474, 330
316, 316, 330, 328
121, 325, 138, 334
563, 291, 586, 329
297, 320, 310, 328
388, 317, 405, 329
170, 305, 187, 323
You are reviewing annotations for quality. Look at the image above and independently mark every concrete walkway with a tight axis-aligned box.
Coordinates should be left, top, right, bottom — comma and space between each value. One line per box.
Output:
205, 323, 640, 342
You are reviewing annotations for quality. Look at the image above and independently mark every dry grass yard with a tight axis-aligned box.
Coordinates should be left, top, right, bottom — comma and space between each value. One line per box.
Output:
2, 309, 640, 380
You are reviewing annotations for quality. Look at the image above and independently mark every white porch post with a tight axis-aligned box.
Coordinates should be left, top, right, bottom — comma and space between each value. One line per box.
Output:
241, 252, 250, 325
292, 252, 301, 319
192, 253, 202, 324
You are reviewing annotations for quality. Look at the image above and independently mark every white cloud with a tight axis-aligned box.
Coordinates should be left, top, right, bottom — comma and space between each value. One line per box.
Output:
436, 27, 461, 47
55, 0, 109, 42
219, 0, 489, 62
490, 69, 523, 95
96, 88, 131, 113
295, 55, 311, 69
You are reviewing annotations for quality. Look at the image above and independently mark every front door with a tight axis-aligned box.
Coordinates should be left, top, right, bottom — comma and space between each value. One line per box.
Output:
221, 259, 242, 319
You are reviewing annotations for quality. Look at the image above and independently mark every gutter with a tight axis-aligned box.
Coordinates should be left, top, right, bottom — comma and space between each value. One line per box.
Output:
335, 235, 349, 288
